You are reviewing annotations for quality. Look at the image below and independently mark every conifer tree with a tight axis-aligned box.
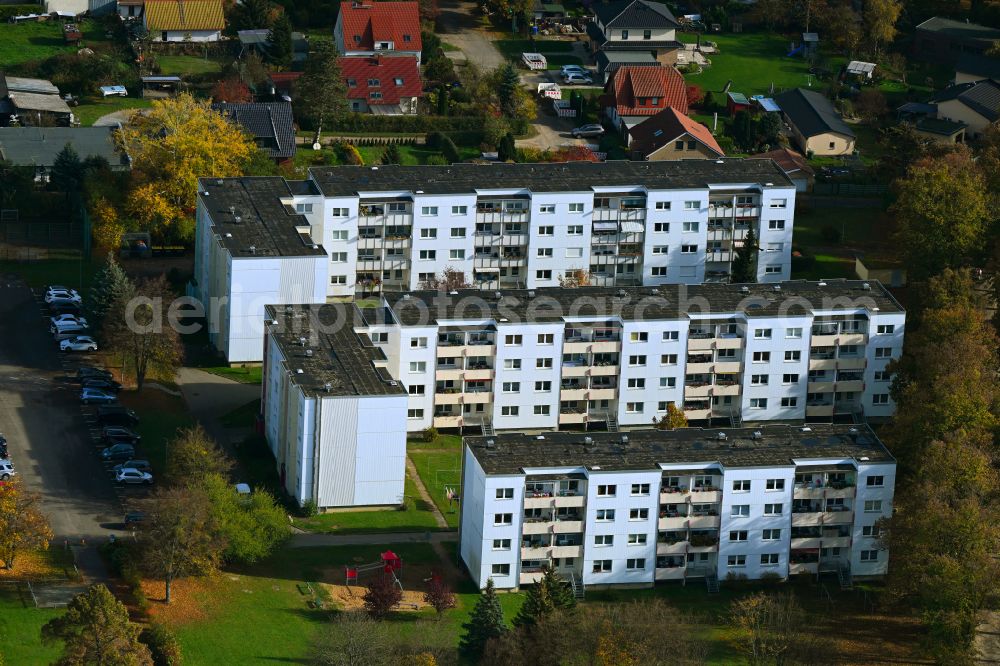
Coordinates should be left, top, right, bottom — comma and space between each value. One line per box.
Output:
459, 578, 507, 661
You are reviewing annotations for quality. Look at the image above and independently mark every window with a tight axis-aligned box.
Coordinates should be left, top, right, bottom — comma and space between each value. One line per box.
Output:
625, 483, 650, 497
864, 500, 883, 512
536, 270, 553, 280
751, 374, 769, 386
684, 200, 700, 210
651, 245, 669, 256
407, 384, 424, 397
729, 530, 748, 542
621, 29, 629, 38
347, 77, 357, 87
448, 205, 466, 216
731, 505, 750, 518
733, 480, 750, 492
876, 324, 895, 335
761, 553, 780, 566
762, 528, 781, 540
451, 227, 466, 238
655, 201, 671, 210
783, 327, 803, 339
494, 513, 512, 525
331, 252, 347, 263
417, 272, 435, 283
538, 204, 555, 214
421, 206, 438, 216
681, 244, 697, 254
629, 355, 647, 366
330, 230, 348, 242
752, 351, 771, 363
592, 560, 612, 573
659, 377, 676, 389
781, 397, 798, 407
566, 247, 584, 258
682, 221, 700, 232
537, 248, 554, 258
568, 203, 584, 213
862, 524, 882, 538
370, 332, 388, 344
624, 401, 643, 414
492, 539, 511, 550
597, 485, 616, 497
727, 555, 746, 567
409, 362, 426, 373
533, 405, 551, 415
866, 476, 885, 487
627, 378, 646, 389
651, 267, 668, 277
501, 382, 520, 393
500, 406, 519, 417
495, 488, 514, 499
751, 398, 768, 409
295, 203, 313, 213
535, 225, 555, 236
536, 358, 553, 369
535, 381, 552, 392
407, 408, 424, 418
872, 394, 889, 405
874, 370, 891, 382
653, 222, 670, 232
784, 350, 801, 362
491, 563, 510, 576
782, 374, 799, 384
764, 503, 782, 515
330, 275, 347, 285
594, 534, 614, 546
874, 347, 893, 359
628, 508, 649, 521
630, 331, 649, 342
418, 250, 436, 260
505, 334, 522, 346
567, 224, 583, 235
660, 330, 679, 342
450, 249, 466, 260
419, 228, 438, 239
367, 77, 381, 86
754, 328, 772, 339
765, 479, 785, 491
596, 509, 615, 521
503, 359, 521, 370
661, 354, 678, 365
768, 220, 785, 230
331, 208, 349, 218
860, 550, 879, 562
626, 558, 646, 570
628, 533, 647, 545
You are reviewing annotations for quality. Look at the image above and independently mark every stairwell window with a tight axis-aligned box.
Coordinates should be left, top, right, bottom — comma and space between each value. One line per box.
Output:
596, 485, 616, 497
491, 564, 510, 576
860, 550, 879, 562
727, 555, 746, 567
494, 513, 512, 526
768, 220, 785, 230
864, 500, 883, 512
866, 476, 885, 487
492, 539, 511, 550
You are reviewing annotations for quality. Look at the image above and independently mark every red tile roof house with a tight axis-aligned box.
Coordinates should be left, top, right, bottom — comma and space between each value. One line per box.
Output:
334, 1, 423, 64
339, 56, 422, 115
601, 65, 688, 135
625, 107, 723, 161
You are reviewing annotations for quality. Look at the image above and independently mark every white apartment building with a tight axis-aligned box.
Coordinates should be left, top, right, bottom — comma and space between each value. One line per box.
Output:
260, 303, 408, 508
192, 177, 328, 363
459, 425, 895, 590
354, 281, 905, 431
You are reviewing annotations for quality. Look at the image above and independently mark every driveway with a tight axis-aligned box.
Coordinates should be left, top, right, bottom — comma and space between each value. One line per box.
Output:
0, 277, 122, 542
436, 0, 506, 71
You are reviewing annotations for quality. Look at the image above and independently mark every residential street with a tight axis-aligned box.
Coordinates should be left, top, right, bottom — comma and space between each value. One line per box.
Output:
436, 0, 505, 71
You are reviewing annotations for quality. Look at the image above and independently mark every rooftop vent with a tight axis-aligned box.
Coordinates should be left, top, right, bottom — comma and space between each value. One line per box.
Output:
323, 382, 332, 392
500, 317, 509, 322
740, 286, 749, 293
486, 438, 496, 449
862, 282, 871, 290
285, 305, 293, 313
751, 431, 763, 440
717, 432, 728, 440
388, 380, 399, 386
415, 189, 424, 194
371, 166, 379, 170
859, 456, 870, 461
401, 294, 410, 299
249, 245, 256, 255
494, 291, 502, 300
305, 349, 314, 357
616, 289, 626, 297
620, 435, 629, 445
449, 290, 458, 295
295, 368, 304, 374
800, 426, 812, 432
229, 206, 235, 215
216, 179, 224, 185
224, 233, 233, 238
773, 285, 781, 291
528, 290, 535, 298
535, 435, 545, 440
298, 336, 307, 346
583, 436, 594, 446
818, 281, 827, 286
849, 427, 859, 433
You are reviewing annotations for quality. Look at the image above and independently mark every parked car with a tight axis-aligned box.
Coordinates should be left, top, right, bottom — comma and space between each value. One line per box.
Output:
101, 426, 140, 444
571, 123, 605, 138
48, 298, 82, 311
562, 73, 593, 85
97, 406, 139, 427
560, 64, 587, 76
45, 285, 78, 298
0, 460, 14, 480
82, 378, 121, 393
81, 387, 118, 405
115, 468, 152, 485
101, 443, 136, 461
60, 336, 98, 352
112, 459, 151, 474
54, 325, 90, 341
51, 313, 88, 328
75, 366, 113, 382
51, 321, 91, 335
0, 434, 7, 459
44, 289, 81, 304
124, 511, 145, 525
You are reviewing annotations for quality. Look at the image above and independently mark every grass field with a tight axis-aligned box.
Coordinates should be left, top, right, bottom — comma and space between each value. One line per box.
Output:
791, 204, 893, 281
155, 54, 229, 76
0, 252, 97, 291
203, 365, 263, 385
73, 97, 153, 127
291, 470, 444, 533
219, 398, 261, 429
408, 447, 463, 528
495, 38, 583, 69
0, 19, 112, 69
0, 585, 64, 664
679, 32, 846, 96
406, 432, 463, 450
118, 389, 196, 477
292, 143, 481, 174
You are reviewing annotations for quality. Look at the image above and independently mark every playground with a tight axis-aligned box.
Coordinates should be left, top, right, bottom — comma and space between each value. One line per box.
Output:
320, 550, 453, 613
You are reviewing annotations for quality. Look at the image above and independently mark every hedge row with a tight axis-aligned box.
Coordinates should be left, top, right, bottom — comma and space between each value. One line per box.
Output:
0, 5, 50, 19
332, 114, 529, 136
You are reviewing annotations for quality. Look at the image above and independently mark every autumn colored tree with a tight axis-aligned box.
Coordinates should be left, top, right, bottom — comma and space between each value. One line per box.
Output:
210, 77, 253, 103
419, 266, 471, 291
0, 477, 53, 570
201, 472, 289, 565
164, 425, 232, 485
460, 578, 507, 661
854, 89, 889, 121
89, 197, 126, 254
363, 573, 402, 620
655, 402, 688, 429
548, 145, 599, 162
423, 574, 456, 618
728, 592, 820, 665
865, 0, 902, 57
42, 584, 153, 666
118, 94, 255, 243
686, 84, 705, 109
477, 64, 535, 122
558, 267, 592, 288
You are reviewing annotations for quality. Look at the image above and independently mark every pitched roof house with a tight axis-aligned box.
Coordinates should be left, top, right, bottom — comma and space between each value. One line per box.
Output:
955, 53, 1000, 85
339, 56, 423, 116
625, 107, 723, 160
750, 147, 815, 192
930, 78, 1000, 138
212, 102, 297, 162
143, 0, 224, 42
914, 17, 1000, 62
587, 0, 682, 65
334, 1, 422, 64
0, 73, 73, 127
602, 65, 687, 131
773, 88, 855, 156
0, 127, 130, 181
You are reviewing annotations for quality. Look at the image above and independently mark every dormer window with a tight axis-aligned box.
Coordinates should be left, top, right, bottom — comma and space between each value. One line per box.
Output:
368, 78, 380, 87
394, 77, 404, 85
621, 29, 628, 39
370, 91, 383, 100
347, 78, 357, 87
643, 29, 651, 39
403, 34, 411, 42
377, 41, 391, 49
651, 97, 660, 106
353, 35, 362, 43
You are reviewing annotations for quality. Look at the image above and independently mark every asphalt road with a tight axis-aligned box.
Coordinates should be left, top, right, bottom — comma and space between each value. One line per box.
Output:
0, 277, 123, 541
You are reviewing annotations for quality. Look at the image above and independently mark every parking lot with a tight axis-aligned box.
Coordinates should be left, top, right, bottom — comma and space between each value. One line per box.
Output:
0, 277, 134, 542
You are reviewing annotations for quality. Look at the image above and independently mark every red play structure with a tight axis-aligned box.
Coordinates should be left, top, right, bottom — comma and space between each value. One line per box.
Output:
345, 550, 403, 589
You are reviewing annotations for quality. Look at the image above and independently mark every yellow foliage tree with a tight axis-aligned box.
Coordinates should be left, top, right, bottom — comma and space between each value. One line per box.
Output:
89, 196, 126, 254
117, 94, 254, 243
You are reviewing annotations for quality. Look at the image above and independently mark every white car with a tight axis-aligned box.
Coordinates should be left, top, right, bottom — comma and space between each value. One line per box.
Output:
560, 64, 587, 76
51, 314, 88, 328
100, 85, 128, 97
44, 290, 82, 304
0, 460, 15, 481
115, 468, 153, 485
562, 73, 594, 85
60, 336, 98, 352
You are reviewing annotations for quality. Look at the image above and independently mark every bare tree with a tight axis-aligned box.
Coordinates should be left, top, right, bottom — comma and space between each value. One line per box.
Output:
103, 275, 181, 391
418, 266, 472, 291
557, 268, 591, 288
728, 592, 826, 665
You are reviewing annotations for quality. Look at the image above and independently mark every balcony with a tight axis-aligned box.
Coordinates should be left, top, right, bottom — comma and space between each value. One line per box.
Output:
521, 545, 549, 560
791, 512, 823, 527
836, 380, 864, 392
463, 391, 491, 404
684, 383, 712, 398
688, 514, 721, 529
789, 562, 819, 575
552, 520, 583, 534
840, 332, 866, 345
432, 415, 461, 428
822, 509, 854, 524
837, 357, 866, 370
713, 382, 740, 396
812, 333, 837, 347
805, 404, 834, 417
589, 387, 617, 400
560, 387, 587, 401
551, 544, 582, 558
690, 489, 722, 503
790, 537, 821, 549
521, 521, 551, 535
684, 407, 712, 420
464, 368, 493, 381
657, 540, 688, 555
435, 392, 462, 405
436, 345, 465, 358
714, 360, 742, 373
435, 368, 463, 381
654, 566, 686, 581
822, 535, 851, 548
658, 515, 688, 530
686, 361, 714, 374
559, 411, 587, 424
687, 337, 714, 351
808, 358, 837, 371
716, 336, 743, 350
792, 486, 825, 500
520, 570, 545, 585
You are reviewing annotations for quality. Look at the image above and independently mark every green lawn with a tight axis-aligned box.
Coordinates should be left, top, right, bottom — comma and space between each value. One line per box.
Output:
118, 390, 196, 477
0, 585, 64, 664
0, 19, 112, 69
791, 204, 892, 281
155, 54, 228, 76
202, 365, 263, 385
292, 143, 481, 174
406, 432, 463, 450
495, 38, 575, 62
291, 470, 445, 533
408, 448, 462, 528
73, 97, 153, 127
0, 251, 97, 291
219, 399, 261, 429
679, 32, 847, 96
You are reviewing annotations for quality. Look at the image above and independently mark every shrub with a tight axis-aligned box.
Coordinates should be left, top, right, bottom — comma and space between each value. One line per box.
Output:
820, 225, 842, 244
334, 114, 486, 134
336, 142, 364, 166
791, 249, 816, 273
724, 572, 749, 583
0, 5, 44, 19
301, 499, 318, 517
759, 571, 783, 587
140, 623, 183, 666
425, 131, 445, 150
421, 426, 439, 443
425, 155, 448, 165
441, 136, 460, 163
